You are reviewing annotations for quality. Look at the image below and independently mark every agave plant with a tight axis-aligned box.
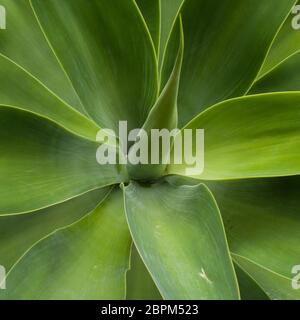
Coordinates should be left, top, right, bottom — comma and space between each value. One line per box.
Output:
0, 0, 300, 300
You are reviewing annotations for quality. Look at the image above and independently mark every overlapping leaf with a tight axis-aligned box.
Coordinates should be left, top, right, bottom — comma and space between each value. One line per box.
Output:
169, 93, 300, 180
0, 107, 123, 214
31, 0, 158, 132
0, 188, 131, 300
124, 180, 239, 300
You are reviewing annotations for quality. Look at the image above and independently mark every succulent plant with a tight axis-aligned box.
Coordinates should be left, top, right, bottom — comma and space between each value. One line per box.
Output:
0, 0, 300, 300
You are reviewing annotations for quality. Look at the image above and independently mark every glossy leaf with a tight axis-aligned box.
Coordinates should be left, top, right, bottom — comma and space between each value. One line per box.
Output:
124, 180, 239, 300
0, 0, 84, 113
169, 93, 300, 180
0, 107, 123, 214
206, 176, 300, 299
177, 0, 295, 126
0, 188, 131, 300
0, 188, 110, 270
0, 54, 99, 140
31, 0, 158, 132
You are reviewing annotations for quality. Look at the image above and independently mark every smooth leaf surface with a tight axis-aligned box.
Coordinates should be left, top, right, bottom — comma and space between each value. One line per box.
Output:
206, 176, 300, 299
158, 0, 185, 69
124, 180, 239, 300
169, 93, 300, 180
258, 0, 300, 77
135, 0, 160, 52
0, 0, 84, 113
127, 19, 183, 180
233, 254, 299, 300
1, 188, 132, 300
0, 187, 110, 270
234, 263, 270, 300
177, 0, 295, 126
126, 245, 162, 300
250, 51, 300, 94
0, 107, 123, 214
31, 0, 158, 132
0, 54, 99, 140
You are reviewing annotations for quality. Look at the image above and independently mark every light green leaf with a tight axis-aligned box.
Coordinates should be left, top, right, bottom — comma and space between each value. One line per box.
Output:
31, 0, 158, 132
169, 93, 300, 180
124, 179, 239, 300
250, 51, 300, 94
206, 176, 300, 299
0, 0, 84, 114
0, 187, 110, 271
0, 107, 124, 215
177, 0, 295, 126
258, 1, 300, 78
0, 188, 131, 300
126, 245, 162, 300
0, 54, 99, 140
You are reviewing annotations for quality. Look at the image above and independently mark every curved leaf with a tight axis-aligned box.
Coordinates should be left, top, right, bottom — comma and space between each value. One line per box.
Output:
127, 19, 183, 180
169, 93, 300, 180
126, 245, 162, 300
0, 54, 99, 140
206, 176, 300, 299
0, 0, 83, 113
234, 263, 270, 300
250, 51, 300, 94
233, 254, 300, 300
0, 107, 123, 215
31, 0, 158, 132
258, 1, 300, 77
0, 187, 110, 271
0, 188, 131, 300
124, 180, 239, 300
135, 0, 160, 52
177, 0, 295, 126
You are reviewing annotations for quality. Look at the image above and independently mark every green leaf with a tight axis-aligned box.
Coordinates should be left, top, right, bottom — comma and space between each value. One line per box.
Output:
126, 245, 162, 300
233, 254, 299, 300
206, 176, 300, 299
127, 18, 184, 180
234, 263, 270, 300
0, 107, 123, 215
168, 93, 300, 180
258, 1, 300, 77
31, 0, 158, 132
135, 0, 160, 52
250, 51, 300, 94
0, 54, 99, 140
0, 0, 84, 114
124, 179, 239, 300
0, 188, 131, 300
0, 187, 110, 271
177, 0, 295, 126
158, 0, 185, 69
